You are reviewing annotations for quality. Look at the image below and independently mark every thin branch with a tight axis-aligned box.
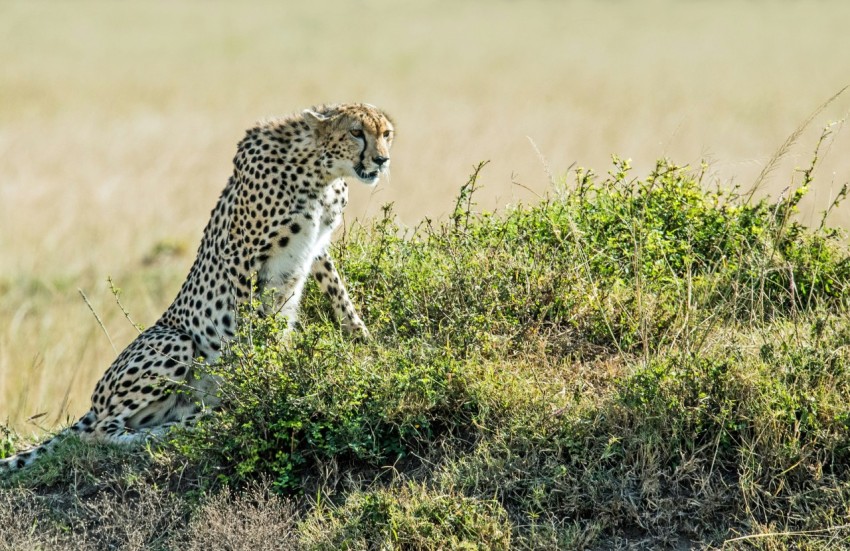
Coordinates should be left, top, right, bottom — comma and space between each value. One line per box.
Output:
745, 85, 848, 202
78, 288, 117, 354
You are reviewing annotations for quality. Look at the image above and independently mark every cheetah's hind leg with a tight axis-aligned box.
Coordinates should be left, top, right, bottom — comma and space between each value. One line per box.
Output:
80, 325, 213, 447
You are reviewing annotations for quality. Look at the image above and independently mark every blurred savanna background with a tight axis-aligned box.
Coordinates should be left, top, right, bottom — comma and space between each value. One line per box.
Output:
1, 0, 849, 432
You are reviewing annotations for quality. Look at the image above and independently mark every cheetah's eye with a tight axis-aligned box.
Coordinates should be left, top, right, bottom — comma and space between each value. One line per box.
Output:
383, 130, 392, 138
350, 129, 364, 139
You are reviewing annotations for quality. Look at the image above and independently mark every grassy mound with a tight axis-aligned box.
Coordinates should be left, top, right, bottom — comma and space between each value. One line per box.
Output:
4, 152, 850, 549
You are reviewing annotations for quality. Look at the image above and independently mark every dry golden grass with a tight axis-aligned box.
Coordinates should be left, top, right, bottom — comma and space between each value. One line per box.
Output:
1, 0, 850, 432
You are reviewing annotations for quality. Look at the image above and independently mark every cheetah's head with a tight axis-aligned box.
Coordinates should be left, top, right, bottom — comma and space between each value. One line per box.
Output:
303, 103, 394, 187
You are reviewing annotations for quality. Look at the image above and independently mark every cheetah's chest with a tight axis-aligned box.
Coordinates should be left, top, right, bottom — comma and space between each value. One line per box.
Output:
258, 195, 340, 287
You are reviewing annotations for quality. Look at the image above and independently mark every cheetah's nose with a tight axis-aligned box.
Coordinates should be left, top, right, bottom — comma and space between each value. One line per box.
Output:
373, 156, 389, 167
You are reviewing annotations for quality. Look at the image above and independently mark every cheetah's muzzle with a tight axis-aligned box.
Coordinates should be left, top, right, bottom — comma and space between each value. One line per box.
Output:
354, 162, 381, 184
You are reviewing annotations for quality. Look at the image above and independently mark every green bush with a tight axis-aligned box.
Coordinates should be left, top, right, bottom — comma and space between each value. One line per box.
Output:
332, 156, 850, 355
171, 312, 476, 491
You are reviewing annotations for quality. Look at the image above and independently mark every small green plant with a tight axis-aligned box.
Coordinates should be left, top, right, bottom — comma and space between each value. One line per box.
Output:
0, 425, 16, 461
301, 482, 511, 550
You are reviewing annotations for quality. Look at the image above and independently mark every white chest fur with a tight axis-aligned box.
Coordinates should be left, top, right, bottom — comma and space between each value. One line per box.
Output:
260, 213, 325, 287
257, 180, 346, 301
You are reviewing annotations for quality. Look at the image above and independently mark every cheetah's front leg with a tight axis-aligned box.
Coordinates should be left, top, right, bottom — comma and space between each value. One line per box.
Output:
311, 250, 369, 340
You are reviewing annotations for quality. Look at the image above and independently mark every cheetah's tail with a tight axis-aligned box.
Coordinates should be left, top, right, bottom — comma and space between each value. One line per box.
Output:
0, 410, 96, 474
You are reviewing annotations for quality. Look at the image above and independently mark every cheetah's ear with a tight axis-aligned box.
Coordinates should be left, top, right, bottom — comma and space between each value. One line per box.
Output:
301, 109, 328, 125
303, 109, 330, 129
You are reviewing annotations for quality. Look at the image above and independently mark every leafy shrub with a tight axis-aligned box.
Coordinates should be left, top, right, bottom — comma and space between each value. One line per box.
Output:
329, 155, 850, 356
171, 311, 476, 491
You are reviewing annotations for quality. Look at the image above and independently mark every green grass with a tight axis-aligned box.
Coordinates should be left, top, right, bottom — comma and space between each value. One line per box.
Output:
5, 140, 850, 548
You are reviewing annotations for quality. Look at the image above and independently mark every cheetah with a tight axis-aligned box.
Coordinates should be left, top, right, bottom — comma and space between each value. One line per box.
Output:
1, 103, 394, 472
